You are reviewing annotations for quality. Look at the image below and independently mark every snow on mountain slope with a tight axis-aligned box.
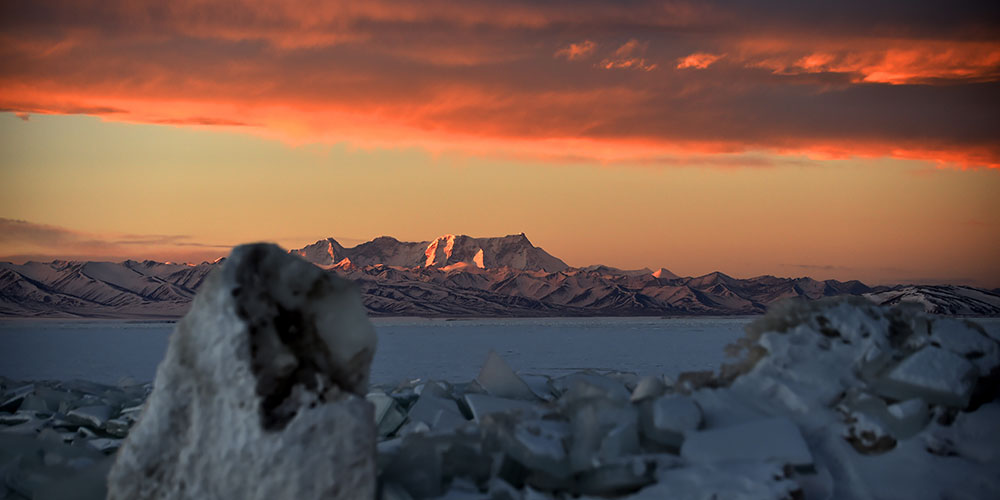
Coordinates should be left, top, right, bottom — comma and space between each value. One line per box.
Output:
865, 285, 1000, 316
0, 260, 213, 318
290, 233, 568, 272
0, 267, 92, 317
1, 234, 997, 318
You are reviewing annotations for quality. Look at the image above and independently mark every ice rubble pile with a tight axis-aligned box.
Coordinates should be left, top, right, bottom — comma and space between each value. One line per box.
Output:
371, 297, 1000, 499
0, 377, 149, 499
2, 292, 999, 499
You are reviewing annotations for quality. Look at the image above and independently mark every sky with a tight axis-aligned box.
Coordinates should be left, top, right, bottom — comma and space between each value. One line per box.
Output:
1, 1, 998, 287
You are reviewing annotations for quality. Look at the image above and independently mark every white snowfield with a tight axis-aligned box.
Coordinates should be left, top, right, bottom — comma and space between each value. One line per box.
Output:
1, 297, 999, 499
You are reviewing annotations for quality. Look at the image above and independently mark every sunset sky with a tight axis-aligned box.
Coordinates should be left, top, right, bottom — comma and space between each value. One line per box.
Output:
1, 1, 998, 287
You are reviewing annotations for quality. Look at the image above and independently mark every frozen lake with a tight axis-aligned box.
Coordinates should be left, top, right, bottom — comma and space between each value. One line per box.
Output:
1, 317, 751, 385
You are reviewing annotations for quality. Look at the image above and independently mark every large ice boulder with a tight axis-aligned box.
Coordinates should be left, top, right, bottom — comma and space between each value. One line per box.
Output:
106, 243, 377, 500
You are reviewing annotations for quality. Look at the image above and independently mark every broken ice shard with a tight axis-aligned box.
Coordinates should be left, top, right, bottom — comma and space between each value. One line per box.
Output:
476, 350, 539, 401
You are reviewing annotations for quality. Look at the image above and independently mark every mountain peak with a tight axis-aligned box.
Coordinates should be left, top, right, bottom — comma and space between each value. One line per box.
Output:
289, 238, 345, 267
290, 233, 568, 272
652, 268, 679, 279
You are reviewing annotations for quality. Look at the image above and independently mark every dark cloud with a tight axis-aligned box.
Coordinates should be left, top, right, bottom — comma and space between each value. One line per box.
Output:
782, 264, 857, 272
151, 117, 253, 127
0, 218, 231, 263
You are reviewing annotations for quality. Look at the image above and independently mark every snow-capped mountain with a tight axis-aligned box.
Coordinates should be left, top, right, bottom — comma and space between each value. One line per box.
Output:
290, 233, 568, 272
2, 234, 998, 318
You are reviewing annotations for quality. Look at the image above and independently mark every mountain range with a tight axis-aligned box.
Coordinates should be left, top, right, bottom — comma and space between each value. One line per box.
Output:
2, 234, 999, 318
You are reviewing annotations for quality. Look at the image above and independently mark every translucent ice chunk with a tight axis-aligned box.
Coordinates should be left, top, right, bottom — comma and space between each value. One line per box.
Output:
476, 351, 538, 401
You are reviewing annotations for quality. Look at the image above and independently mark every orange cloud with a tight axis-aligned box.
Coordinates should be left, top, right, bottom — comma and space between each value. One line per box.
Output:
599, 39, 657, 71
677, 53, 723, 69
555, 40, 597, 61
739, 39, 1000, 84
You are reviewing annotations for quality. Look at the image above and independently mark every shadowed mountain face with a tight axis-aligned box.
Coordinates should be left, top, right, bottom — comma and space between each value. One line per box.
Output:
2, 235, 998, 318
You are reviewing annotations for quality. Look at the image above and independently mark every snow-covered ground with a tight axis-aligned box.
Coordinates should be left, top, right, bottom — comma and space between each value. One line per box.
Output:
0, 317, 752, 385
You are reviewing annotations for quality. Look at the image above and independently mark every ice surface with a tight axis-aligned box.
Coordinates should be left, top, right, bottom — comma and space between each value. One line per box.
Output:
554, 372, 630, 403
576, 458, 656, 496
932, 318, 996, 356
66, 405, 112, 429
1, 383, 34, 409
19, 393, 55, 412
519, 374, 557, 401
623, 462, 799, 500
0, 429, 110, 499
629, 375, 667, 403
407, 394, 467, 431
104, 417, 131, 438
843, 410, 895, 454
689, 387, 768, 429
502, 418, 571, 477
0, 413, 31, 425
0, 317, 748, 384
929, 402, 1000, 463
931, 317, 999, 374
464, 393, 539, 422
875, 345, 978, 406
885, 399, 929, 439
681, 417, 813, 467
568, 403, 640, 472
